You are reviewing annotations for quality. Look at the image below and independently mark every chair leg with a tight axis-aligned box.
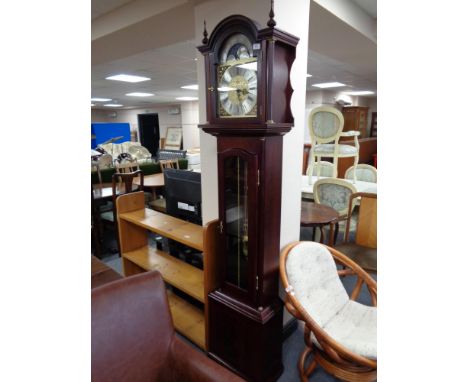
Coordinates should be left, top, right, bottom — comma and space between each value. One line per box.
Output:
316, 156, 322, 179
352, 155, 358, 183
312, 226, 317, 241
298, 346, 317, 382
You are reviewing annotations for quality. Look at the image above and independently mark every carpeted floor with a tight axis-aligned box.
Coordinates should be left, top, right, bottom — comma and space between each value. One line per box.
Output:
97, 214, 374, 382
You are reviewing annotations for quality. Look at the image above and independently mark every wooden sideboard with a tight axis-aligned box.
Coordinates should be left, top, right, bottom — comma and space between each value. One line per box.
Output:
303, 137, 377, 178
342, 106, 369, 138
116, 191, 220, 350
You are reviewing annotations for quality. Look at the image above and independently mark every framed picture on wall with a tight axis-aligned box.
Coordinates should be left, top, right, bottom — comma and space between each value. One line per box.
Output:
164, 127, 183, 149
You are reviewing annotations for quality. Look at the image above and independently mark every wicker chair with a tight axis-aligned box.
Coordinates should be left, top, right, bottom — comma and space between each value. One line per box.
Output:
280, 241, 377, 382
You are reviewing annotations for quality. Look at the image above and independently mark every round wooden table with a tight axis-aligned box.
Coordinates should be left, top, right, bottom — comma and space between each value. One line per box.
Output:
133, 173, 164, 199
300, 201, 339, 245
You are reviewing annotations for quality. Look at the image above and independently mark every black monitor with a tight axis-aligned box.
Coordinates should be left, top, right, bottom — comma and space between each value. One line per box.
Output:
164, 168, 202, 225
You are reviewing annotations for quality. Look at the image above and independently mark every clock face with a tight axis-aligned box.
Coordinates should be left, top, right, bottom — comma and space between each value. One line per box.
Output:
217, 33, 258, 118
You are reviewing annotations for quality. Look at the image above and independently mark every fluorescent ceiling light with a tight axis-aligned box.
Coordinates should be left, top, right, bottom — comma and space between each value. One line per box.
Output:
306, 74, 313, 77
106, 74, 151, 83
181, 84, 199, 90
91, 97, 111, 102
125, 92, 154, 97
343, 90, 375, 96
175, 97, 198, 101
104, 104, 123, 107
237, 62, 257, 71
312, 82, 346, 88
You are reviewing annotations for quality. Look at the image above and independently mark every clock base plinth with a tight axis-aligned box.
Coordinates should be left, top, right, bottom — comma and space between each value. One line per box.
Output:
208, 290, 284, 382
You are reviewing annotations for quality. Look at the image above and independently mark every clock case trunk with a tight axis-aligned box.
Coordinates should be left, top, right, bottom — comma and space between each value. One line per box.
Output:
198, 14, 299, 382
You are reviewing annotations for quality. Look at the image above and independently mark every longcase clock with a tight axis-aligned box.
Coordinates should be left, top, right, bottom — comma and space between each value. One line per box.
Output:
198, 9, 298, 382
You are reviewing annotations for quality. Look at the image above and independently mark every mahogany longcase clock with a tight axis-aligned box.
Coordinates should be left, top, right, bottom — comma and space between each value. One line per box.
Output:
198, 10, 298, 382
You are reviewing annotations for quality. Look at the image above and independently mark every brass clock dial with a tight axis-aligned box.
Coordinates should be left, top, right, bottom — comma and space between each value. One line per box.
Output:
217, 33, 258, 118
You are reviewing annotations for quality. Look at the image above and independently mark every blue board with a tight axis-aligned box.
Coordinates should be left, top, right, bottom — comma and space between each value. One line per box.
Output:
91, 122, 131, 148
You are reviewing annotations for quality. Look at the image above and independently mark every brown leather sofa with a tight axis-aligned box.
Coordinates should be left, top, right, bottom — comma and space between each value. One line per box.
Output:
92, 270, 244, 382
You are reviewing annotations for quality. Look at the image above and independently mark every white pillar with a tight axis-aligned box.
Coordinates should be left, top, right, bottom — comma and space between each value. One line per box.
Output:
180, 101, 200, 150
194, 1, 310, 246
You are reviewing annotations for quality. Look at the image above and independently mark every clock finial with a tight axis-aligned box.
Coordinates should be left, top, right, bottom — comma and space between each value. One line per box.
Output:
267, 0, 276, 28
202, 20, 208, 44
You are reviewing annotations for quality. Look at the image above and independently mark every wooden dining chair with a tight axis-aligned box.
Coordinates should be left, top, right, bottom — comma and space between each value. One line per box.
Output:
100, 170, 144, 256
148, 159, 180, 213
280, 241, 377, 382
335, 192, 377, 276
114, 157, 140, 174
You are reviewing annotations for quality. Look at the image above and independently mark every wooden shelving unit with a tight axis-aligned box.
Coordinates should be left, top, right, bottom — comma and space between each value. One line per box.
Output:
116, 191, 220, 350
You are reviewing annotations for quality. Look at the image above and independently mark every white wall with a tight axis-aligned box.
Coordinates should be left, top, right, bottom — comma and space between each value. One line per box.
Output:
91, 102, 200, 149
180, 101, 200, 149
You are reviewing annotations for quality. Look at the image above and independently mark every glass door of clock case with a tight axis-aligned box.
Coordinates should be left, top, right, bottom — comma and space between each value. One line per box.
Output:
218, 147, 259, 304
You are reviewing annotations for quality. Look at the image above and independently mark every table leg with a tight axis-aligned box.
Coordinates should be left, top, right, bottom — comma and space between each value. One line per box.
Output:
328, 222, 335, 246
319, 226, 325, 243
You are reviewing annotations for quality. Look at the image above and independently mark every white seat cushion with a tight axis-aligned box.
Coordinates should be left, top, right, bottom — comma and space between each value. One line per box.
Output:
314, 144, 358, 156
286, 242, 377, 360
286, 242, 349, 327
321, 300, 377, 359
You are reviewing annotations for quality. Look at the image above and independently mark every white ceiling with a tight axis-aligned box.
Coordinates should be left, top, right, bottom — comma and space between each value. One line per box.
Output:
92, 0, 134, 20
350, 0, 377, 19
92, 40, 198, 107
91, 0, 377, 109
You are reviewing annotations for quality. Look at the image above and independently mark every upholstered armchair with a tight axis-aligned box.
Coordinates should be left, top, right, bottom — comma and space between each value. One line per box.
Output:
345, 164, 377, 183
92, 271, 244, 382
313, 178, 358, 245
306, 160, 334, 178
280, 241, 377, 382
308, 106, 359, 183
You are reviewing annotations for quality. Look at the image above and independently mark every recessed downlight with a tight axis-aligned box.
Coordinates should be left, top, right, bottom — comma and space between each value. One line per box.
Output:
306, 74, 313, 77
312, 82, 346, 88
106, 74, 151, 83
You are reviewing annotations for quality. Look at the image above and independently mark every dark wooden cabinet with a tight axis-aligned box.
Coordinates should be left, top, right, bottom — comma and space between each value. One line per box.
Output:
342, 106, 369, 138
198, 13, 298, 382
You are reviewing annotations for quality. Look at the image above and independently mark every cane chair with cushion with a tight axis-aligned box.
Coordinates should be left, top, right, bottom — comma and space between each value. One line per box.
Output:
308, 106, 360, 182
313, 178, 358, 245
345, 164, 377, 183
148, 159, 180, 213
280, 241, 377, 382
336, 192, 377, 274
92, 271, 243, 382
307, 160, 334, 178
